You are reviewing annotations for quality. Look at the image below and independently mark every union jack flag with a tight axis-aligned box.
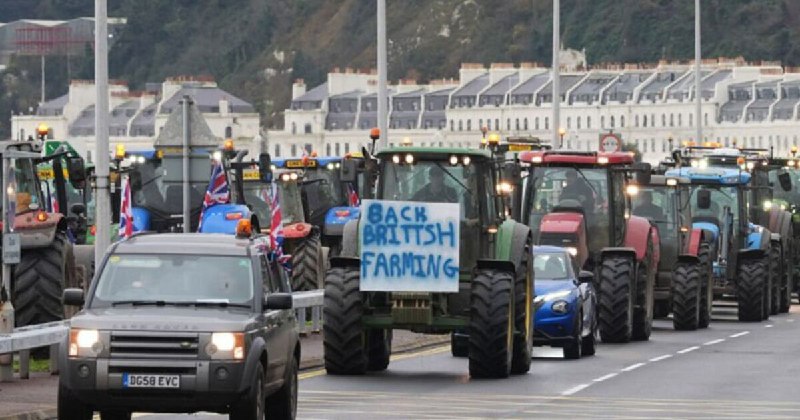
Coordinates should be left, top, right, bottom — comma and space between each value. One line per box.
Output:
346, 183, 360, 207
268, 183, 292, 270
118, 175, 133, 239
198, 160, 230, 230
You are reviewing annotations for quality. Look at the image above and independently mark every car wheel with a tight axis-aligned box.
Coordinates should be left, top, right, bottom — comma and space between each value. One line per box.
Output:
581, 313, 597, 357
230, 363, 266, 420
58, 385, 93, 420
563, 313, 582, 360
267, 355, 298, 420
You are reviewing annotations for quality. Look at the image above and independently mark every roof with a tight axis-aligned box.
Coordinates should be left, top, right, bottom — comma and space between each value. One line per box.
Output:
377, 147, 492, 159
113, 233, 259, 256
329, 90, 361, 100
452, 73, 490, 97
394, 89, 425, 98
160, 86, 254, 114
520, 151, 634, 166
483, 74, 519, 96
294, 82, 329, 102
664, 167, 751, 185
646, 175, 690, 186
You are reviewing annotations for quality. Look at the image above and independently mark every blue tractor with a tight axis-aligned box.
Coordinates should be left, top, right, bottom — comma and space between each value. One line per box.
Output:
665, 164, 773, 321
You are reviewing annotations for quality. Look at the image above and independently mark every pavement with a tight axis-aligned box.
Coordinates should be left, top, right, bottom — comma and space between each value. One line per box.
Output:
0, 331, 448, 420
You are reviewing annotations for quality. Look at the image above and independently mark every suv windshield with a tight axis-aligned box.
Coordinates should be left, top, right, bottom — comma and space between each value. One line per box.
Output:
92, 254, 254, 308
533, 253, 570, 280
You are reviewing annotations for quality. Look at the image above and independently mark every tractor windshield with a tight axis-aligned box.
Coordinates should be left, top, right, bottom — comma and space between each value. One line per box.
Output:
632, 186, 678, 235
527, 167, 609, 245
277, 179, 305, 225
301, 166, 345, 226
2, 159, 45, 214
128, 157, 207, 219
688, 185, 739, 227
242, 182, 272, 226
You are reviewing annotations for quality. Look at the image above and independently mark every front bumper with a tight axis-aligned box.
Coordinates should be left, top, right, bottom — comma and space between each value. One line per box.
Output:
533, 310, 576, 347
61, 358, 249, 413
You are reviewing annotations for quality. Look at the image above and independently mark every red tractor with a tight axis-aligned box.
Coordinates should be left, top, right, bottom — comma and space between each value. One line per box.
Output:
519, 151, 659, 343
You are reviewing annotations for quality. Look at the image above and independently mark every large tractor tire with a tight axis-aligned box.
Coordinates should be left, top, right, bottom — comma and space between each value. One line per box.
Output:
737, 258, 767, 322
598, 256, 634, 343
697, 241, 713, 329
366, 329, 392, 372
511, 247, 533, 375
291, 231, 323, 292
323, 266, 367, 375
469, 268, 514, 379
632, 242, 654, 341
671, 262, 701, 331
13, 232, 75, 327
769, 243, 781, 316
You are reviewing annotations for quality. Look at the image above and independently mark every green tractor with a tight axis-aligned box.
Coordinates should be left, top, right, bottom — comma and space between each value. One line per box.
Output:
323, 144, 534, 378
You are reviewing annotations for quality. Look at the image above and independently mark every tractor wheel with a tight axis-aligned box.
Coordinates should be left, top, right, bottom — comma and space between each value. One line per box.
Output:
469, 268, 514, 379
697, 241, 714, 329
291, 231, 323, 292
13, 232, 74, 327
511, 245, 533, 375
632, 242, 654, 341
671, 262, 701, 331
366, 329, 392, 372
598, 256, 634, 343
769, 243, 781, 316
737, 258, 767, 322
450, 332, 468, 358
323, 266, 367, 375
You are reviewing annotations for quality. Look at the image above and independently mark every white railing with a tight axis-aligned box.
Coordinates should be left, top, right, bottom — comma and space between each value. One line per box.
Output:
0, 289, 324, 382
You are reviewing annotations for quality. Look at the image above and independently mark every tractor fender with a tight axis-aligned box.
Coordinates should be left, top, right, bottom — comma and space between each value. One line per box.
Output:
738, 248, 766, 261
329, 256, 360, 269
15, 212, 62, 248
283, 222, 314, 239
624, 215, 658, 263
323, 206, 361, 237
677, 254, 701, 265
340, 219, 360, 258
476, 259, 516, 274
493, 220, 531, 273
685, 228, 704, 256
692, 222, 720, 241
198, 203, 252, 234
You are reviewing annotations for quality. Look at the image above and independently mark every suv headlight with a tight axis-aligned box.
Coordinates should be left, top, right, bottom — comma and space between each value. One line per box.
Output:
69, 329, 103, 357
207, 332, 245, 360
551, 300, 569, 314
534, 290, 571, 304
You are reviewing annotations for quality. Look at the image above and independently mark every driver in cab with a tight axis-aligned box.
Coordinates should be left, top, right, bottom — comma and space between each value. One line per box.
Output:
633, 191, 665, 222
561, 168, 595, 210
412, 166, 459, 203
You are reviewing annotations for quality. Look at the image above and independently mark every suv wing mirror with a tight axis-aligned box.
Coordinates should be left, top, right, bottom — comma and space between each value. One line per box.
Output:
263, 293, 293, 310
578, 270, 594, 284
63, 288, 85, 306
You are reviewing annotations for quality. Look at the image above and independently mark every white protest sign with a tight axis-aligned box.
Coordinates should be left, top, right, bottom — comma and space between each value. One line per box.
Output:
359, 199, 460, 292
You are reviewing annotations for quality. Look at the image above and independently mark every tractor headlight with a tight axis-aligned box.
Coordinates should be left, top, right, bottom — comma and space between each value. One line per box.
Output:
763, 200, 773, 211
69, 329, 102, 357
551, 300, 569, 314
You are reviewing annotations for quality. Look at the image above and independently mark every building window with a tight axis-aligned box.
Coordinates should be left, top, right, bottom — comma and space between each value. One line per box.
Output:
652, 114, 656, 127
495, 119, 500, 130
587, 117, 591, 129
535, 117, 539, 130
291, 122, 297, 134
450, 120, 454, 131
704, 113, 709, 126
635, 115, 639, 127
643, 115, 648, 127
601, 116, 605, 128
291, 144, 297, 156
345, 143, 350, 153
610, 116, 615, 128
524, 118, 529, 130
274, 144, 281, 157
566, 117, 571, 129
689, 114, 693, 126
335, 143, 340, 155
669, 114, 674, 127
458, 120, 463, 131
516, 119, 520, 130
577, 117, 581, 129
304, 123, 312, 134
225, 126, 232, 138
545, 117, 549, 130
678, 114, 682, 126
467, 120, 472, 131
326, 144, 331, 155
662, 114, 666, 127
507, 119, 511, 130
479, 119, 483, 130
620, 116, 625, 128
487, 119, 492, 130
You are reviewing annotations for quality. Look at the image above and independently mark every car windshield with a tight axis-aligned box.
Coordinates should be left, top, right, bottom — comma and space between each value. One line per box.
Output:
527, 167, 609, 240
92, 254, 254, 308
533, 253, 570, 280
689, 184, 739, 225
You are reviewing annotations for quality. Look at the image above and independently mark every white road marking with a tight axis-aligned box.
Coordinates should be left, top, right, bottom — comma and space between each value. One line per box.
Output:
786, 319, 795, 323
677, 346, 700, 354
765, 324, 774, 328
703, 338, 725, 345
561, 383, 592, 396
649, 354, 673, 362
593, 372, 619, 382
621, 362, 646, 372
730, 331, 750, 338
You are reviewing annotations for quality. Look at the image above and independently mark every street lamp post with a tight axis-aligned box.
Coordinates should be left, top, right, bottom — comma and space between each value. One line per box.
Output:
552, 0, 561, 146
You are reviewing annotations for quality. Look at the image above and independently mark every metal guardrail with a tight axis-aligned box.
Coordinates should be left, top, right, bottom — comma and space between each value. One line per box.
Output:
0, 289, 324, 382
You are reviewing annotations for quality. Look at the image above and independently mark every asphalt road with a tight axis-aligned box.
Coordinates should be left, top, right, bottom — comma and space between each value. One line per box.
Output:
129, 301, 800, 419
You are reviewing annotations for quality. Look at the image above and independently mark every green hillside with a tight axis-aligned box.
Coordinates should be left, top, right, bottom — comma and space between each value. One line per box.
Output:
2, 0, 800, 137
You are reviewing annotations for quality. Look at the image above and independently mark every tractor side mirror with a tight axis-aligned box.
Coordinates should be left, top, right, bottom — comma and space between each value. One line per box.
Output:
578, 270, 594, 284
632, 162, 651, 185
340, 158, 358, 183
697, 189, 711, 210
778, 171, 792, 192
66, 156, 86, 186
258, 153, 273, 183
70, 203, 86, 216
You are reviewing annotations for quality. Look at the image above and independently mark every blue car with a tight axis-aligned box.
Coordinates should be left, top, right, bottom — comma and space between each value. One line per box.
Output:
533, 246, 598, 359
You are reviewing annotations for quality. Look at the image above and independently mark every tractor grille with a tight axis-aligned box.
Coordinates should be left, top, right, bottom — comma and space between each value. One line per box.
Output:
109, 332, 200, 360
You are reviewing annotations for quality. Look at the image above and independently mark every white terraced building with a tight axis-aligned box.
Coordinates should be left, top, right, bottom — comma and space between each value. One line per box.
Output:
10, 76, 262, 159
276, 58, 800, 164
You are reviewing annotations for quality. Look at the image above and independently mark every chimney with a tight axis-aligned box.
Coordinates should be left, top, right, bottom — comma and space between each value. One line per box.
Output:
292, 79, 306, 100
219, 98, 229, 116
